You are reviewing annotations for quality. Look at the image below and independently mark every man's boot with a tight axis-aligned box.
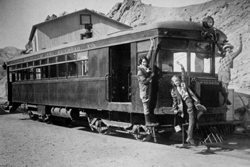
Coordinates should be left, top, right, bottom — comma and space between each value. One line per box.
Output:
144, 114, 159, 127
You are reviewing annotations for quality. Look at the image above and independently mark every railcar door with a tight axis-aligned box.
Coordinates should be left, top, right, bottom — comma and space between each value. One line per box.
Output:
109, 44, 131, 102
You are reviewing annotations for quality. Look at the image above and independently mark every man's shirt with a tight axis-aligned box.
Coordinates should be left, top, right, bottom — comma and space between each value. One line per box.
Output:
219, 52, 239, 71
176, 84, 189, 101
219, 45, 242, 72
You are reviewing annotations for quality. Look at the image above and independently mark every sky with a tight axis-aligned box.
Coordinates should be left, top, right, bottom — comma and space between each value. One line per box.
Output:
0, 0, 210, 49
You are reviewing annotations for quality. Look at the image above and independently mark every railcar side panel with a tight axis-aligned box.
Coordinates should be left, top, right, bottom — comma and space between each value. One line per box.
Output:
131, 75, 143, 113
26, 83, 34, 102
88, 48, 108, 77
12, 83, 21, 102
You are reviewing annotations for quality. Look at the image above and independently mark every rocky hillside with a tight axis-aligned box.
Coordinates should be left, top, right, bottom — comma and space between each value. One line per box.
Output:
0, 47, 21, 98
107, 0, 250, 94
0, 47, 21, 78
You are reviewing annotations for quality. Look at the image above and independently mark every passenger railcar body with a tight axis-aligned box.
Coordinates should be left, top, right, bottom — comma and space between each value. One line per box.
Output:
6, 17, 233, 143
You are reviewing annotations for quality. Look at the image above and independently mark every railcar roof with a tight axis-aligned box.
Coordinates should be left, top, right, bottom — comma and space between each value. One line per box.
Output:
107, 20, 205, 37
8, 20, 224, 63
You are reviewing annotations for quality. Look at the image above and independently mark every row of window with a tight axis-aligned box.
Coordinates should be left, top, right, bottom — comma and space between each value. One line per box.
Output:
11, 52, 88, 70
10, 60, 88, 82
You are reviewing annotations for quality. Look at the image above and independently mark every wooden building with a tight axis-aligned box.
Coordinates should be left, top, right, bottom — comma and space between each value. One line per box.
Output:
28, 8, 131, 52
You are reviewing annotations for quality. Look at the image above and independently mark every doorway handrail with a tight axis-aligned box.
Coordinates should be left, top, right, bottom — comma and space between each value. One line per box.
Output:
105, 74, 110, 101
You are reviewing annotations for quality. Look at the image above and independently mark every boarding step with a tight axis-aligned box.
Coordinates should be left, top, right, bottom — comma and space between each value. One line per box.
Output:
102, 119, 132, 129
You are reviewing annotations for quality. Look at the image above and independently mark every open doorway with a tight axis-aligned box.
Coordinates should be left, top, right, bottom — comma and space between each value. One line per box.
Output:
109, 44, 131, 102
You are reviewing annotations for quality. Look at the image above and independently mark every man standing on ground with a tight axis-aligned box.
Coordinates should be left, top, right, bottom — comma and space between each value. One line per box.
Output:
218, 34, 242, 106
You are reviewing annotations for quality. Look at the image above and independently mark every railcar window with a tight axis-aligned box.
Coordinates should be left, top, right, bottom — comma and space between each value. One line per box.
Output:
58, 63, 67, 77
22, 63, 27, 68
21, 70, 24, 80
9, 73, 13, 82
160, 50, 174, 72
35, 68, 41, 80
14, 71, 18, 81
11, 72, 17, 82
34, 60, 40, 66
21, 70, 25, 80
190, 53, 211, 73
77, 60, 88, 76
26, 69, 30, 80
76, 51, 88, 76
173, 52, 187, 72
49, 57, 56, 63
29, 68, 34, 80
17, 71, 22, 81
50, 65, 57, 78
11, 65, 16, 70
67, 53, 77, 60
28, 62, 33, 67
22, 69, 28, 80
58, 55, 65, 62
41, 66, 49, 79
41, 59, 47, 65
85, 60, 88, 75
68, 62, 77, 77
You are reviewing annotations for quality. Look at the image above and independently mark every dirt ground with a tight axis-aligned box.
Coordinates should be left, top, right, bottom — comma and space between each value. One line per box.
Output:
1, 111, 250, 167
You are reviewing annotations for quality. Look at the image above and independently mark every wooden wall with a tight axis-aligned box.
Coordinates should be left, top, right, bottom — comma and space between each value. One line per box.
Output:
33, 12, 130, 51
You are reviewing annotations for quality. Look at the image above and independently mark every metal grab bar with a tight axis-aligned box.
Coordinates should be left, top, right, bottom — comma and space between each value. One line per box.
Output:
128, 72, 131, 101
105, 74, 110, 101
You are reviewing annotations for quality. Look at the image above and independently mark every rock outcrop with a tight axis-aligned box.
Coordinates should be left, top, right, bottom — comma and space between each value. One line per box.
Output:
0, 46, 21, 98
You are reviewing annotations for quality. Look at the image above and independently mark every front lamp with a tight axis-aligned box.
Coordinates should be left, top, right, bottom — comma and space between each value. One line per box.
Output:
202, 16, 214, 29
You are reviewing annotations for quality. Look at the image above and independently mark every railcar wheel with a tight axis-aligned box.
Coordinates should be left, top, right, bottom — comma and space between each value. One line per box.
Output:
28, 111, 33, 119
28, 111, 37, 120
95, 119, 111, 135
44, 114, 52, 124
132, 125, 151, 142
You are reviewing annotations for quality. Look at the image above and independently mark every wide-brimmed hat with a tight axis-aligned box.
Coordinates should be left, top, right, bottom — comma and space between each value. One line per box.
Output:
223, 43, 234, 50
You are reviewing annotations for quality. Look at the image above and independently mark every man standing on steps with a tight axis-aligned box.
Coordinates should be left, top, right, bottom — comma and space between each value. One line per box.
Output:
218, 34, 243, 106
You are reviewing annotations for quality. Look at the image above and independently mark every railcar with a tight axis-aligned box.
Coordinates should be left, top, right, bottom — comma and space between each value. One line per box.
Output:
5, 16, 235, 144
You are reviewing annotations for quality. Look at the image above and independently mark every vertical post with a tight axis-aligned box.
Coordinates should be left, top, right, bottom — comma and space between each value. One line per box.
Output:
226, 89, 234, 121
152, 127, 157, 143
182, 124, 185, 146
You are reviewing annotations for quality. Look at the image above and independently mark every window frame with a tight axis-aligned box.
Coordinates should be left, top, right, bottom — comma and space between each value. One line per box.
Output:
80, 14, 92, 25
158, 38, 215, 75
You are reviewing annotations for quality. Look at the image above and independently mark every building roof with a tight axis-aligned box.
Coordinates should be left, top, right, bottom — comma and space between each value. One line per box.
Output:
28, 8, 132, 42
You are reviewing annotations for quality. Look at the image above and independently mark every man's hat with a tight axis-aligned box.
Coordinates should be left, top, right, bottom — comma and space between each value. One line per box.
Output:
223, 43, 234, 50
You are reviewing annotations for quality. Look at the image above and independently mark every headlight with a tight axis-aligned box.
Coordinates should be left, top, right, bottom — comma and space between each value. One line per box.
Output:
202, 16, 214, 29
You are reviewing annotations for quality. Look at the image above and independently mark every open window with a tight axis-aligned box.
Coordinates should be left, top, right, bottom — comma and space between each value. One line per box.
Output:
77, 51, 88, 76
159, 39, 213, 74
190, 53, 211, 73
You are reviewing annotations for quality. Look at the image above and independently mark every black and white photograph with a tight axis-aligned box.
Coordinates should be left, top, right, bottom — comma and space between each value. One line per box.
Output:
1, 0, 250, 166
